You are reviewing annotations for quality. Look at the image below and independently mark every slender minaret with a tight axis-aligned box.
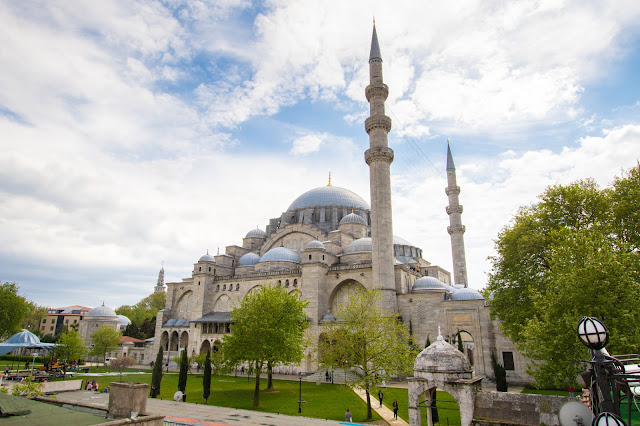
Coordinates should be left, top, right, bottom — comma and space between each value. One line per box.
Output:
154, 262, 166, 293
445, 142, 469, 287
364, 23, 397, 311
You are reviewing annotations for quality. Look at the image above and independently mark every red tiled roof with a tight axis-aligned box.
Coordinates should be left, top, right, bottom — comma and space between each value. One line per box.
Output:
120, 336, 144, 343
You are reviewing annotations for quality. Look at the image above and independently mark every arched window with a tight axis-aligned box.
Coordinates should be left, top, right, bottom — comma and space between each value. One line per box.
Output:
293, 279, 298, 287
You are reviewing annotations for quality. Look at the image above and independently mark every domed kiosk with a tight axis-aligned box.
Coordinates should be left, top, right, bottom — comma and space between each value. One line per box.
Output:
408, 329, 482, 426
78, 303, 120, 347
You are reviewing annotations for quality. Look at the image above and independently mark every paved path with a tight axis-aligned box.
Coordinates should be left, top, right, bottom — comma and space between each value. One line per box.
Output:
54, 390, 346, 426
353, 389, 407, 426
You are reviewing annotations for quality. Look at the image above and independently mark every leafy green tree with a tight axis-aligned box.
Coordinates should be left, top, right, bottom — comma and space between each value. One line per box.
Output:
203, 351, 211, 403
89, 326, 121, 364
222, 284, 309, 407
116, 291, 165, 339
54, 330, 86, 379
486, 167, 640, 387
319, 289, 418, 420
21, 301, 47, 333
150, 346, 163, 398
178, 346, 188, 394
0, 283, 31, 339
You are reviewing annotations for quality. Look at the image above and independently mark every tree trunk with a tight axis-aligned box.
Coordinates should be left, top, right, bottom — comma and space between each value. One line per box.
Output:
366, 388, 372, 420
267, 361, 273, 390
253, 370, 261, 407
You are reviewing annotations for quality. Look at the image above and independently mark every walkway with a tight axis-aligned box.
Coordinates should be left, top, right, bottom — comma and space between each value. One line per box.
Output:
353, 388, 408, 426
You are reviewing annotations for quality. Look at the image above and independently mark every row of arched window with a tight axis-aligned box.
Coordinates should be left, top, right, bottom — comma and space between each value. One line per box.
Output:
276, 279, 298, 287
216, 283, 240, 292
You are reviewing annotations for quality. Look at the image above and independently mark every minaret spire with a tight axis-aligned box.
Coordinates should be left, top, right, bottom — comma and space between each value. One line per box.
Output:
364, 23, 397, 311
154, 262, 166, 293
445, 141, 469, 287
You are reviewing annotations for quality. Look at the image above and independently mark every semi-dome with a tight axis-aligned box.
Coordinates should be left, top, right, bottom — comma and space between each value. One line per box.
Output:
306, 240, 326, 250
117, 315, 131, 327
287, 186, 370, 211
339, 212, 367, 226
393, 235, 415, 246
238, 252, 261, 266
412, 276, 450, 292
344, 237, 372, 254
245, 228, 267, 239
451, 287, 484, 301
415, 333, 471, 373
199, 252, 215, 262
175, 318, 189, 326
86, 304, 117, 317
259, 247, 301, 263
164, 319, 177, 326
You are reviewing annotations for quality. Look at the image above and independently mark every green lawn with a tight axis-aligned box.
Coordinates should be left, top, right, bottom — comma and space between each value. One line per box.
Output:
379, 387, 461, 425
95, 372, 382, 423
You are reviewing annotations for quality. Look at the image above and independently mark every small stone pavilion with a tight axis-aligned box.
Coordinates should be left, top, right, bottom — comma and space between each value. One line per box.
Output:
409, 329, 482, 426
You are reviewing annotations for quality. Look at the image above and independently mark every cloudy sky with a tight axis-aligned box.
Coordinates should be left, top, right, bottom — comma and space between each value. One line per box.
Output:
2, 0, 639, 310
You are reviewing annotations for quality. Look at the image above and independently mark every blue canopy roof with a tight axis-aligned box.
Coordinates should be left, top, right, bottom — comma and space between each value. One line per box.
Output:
0, 330, 55, 356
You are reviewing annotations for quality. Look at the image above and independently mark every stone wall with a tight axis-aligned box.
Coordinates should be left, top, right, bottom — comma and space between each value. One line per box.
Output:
474, 391, 575, 425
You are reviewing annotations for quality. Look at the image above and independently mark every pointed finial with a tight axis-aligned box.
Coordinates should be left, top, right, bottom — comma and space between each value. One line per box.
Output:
328, 172, 332, 186
217, 247, 219, 255
373, 16, 375, 25
206, 249, 209, 255
446, 139, 456, 171
370, 21, 381, 61
436, 326, 444, 341
351, 208, 354, 214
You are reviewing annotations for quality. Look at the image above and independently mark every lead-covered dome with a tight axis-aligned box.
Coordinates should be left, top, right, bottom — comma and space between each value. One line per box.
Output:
287, 186, 370, 211
259, 247, 301, 263
415, 333, 471, 373
245, 228, 267, 239
117, 315, 131, 327
451, 287, 484, 301
412, 276, 450, 292
306, 240, 326, 250
86, 304, 117, 317
344, 237, 372, 254
238, 252, 261, 266
339, 212, 367, 226
199, 252, 215, 262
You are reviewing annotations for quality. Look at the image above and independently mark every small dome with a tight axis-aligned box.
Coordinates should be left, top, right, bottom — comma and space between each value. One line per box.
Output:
288, 186, 370, 211
415, 333, 471, 373
199, 252, 215, 262
306, 240, 326, 250
259, 247, 301, 263
339, 212, 367, 226
245, 228, 267, 239
451, 288, 484, 301
238, 252, 261, 266
117, 315, 131, 327
344, 237, 372, 254
86, 304, 117, 317
412, 276, 450, 292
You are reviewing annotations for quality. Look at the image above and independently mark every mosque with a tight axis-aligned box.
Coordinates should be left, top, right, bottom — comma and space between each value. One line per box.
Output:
152, 25, 531, 384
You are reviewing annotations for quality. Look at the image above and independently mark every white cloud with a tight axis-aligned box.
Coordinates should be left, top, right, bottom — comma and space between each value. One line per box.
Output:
290, 132, 327, 155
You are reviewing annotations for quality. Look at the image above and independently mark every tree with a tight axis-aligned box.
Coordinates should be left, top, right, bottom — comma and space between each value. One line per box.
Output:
425, 335, 431, 348
222, 284, 309, 407
116, 291, 165, 339
178, 346, 189, 394
491, 353, 508, 392
109, 356, 135, 382
319, 289, 418, 420
486, 167, 640, 388
456, 330, 463, 353
0, 282, 31, 339
54, 330, 86, 380
21, 301, 47, 333
89, 326, 121, 364
150, 346, 163, 398
203, 350, 211, 403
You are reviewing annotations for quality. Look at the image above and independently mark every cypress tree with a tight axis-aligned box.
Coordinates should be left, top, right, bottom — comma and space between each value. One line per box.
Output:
425, 335, 431, 348
178, 345, 188, 393
203, 350, 211, 403
457, 330, 464, 353
150, 346, 163, 398
491, 352, 508, 392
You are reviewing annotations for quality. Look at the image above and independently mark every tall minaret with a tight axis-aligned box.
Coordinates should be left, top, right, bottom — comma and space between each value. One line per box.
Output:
364, 23, 397, 311
154, 263, 166, 293
445, 142, 469, 287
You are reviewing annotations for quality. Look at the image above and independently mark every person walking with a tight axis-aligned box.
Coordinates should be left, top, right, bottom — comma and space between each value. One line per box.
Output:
378, 389, 384, 408
568, 385, 575, 397
345, 409, 352, 422
392, 399, 398, 420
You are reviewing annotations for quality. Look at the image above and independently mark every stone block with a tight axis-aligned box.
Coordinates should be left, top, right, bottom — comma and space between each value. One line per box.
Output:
108, 382, 149, 419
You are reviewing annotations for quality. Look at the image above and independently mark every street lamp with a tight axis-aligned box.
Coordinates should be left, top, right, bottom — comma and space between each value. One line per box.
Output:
593, 412, 626, 426
577, 317, 609, 352
298, 373, 302, 413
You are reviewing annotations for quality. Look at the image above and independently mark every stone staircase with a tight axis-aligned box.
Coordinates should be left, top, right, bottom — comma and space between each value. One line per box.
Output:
302, 368, 359, 384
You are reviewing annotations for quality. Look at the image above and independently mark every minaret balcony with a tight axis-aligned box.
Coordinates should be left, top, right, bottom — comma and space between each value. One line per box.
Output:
446, 205, 463, 215
365, 115, 392, 134
445, 186, 460, 196
365, 83, 389, 101
447, 225, 466, 235
365, 147, 394, 165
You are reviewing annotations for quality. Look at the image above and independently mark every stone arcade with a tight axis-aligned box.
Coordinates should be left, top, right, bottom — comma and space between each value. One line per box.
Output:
152, 24, 531, 385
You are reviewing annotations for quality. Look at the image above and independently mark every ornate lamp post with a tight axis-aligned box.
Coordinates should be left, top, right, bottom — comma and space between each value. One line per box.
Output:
576, 317, 627, 426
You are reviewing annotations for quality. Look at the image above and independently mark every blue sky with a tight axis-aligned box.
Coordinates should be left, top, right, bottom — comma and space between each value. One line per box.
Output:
1, 0, 639, 310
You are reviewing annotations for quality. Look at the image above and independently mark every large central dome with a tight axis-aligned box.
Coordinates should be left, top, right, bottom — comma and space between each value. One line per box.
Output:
287, 186, 370, 211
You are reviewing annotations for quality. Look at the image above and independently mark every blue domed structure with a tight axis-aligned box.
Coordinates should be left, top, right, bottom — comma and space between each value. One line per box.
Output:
306, 240, 326, 250
344, 237, 373, 254
451, 287, 484, 301
412, 276, 450, 292
339, 212, 367, 226
86, 304, 117, 317
245, 228, 267, 239
199, 252, 215, 262
259, 247, 301, 263
288, 186, 370, 211
238, 252, 261, 266
117, 315, 131, 327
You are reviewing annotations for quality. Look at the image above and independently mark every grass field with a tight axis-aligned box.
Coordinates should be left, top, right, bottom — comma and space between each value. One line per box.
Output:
379, 387, 461, 425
